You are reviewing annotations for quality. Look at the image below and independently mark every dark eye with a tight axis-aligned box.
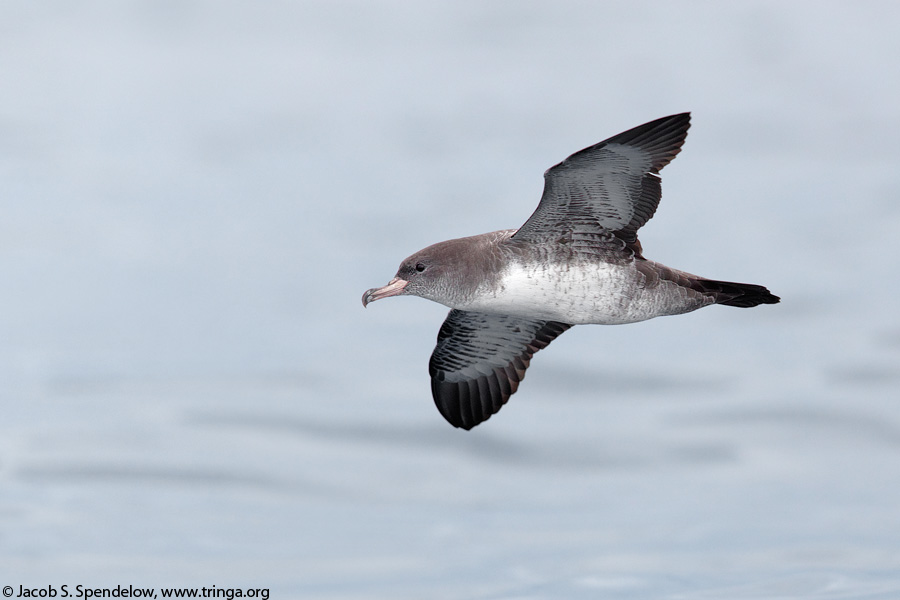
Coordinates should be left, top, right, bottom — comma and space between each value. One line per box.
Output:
415, 262, 426, 272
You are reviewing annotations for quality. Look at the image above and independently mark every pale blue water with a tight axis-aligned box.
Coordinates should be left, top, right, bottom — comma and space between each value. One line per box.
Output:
2, 1, 900, 598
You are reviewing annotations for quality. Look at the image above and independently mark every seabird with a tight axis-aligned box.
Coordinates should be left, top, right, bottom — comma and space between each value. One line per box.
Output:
363, 113, 779, 430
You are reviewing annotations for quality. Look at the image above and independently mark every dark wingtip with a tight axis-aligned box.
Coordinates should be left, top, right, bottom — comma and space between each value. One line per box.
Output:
557, 112, 693, 176
431, 375, 499, 430
610, 112, 692, 172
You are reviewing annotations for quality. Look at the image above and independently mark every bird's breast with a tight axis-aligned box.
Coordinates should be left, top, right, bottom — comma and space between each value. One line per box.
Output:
461, 260, 650, 325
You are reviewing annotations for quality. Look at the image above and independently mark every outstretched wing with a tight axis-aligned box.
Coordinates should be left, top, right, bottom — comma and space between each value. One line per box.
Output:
428, 309, 571, 430
512, 113, 691, 253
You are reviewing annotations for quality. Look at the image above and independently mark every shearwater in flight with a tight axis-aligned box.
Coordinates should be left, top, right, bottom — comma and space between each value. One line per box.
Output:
363, 113, 779, 429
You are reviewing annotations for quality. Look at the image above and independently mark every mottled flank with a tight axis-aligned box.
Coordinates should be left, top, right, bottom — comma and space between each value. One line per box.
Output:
364, 113, 779, 429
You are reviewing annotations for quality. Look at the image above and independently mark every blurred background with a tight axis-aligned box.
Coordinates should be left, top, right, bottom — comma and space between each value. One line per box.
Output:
2, 1, 899, 598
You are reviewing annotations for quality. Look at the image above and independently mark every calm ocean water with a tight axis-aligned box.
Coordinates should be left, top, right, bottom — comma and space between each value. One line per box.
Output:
2, 1, 899, 598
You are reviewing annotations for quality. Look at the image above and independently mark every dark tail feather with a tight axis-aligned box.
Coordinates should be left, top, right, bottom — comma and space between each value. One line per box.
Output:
695, 278, 780, 308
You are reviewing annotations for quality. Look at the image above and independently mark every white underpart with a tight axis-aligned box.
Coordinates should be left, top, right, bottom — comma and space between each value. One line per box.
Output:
460, 261, 685, 325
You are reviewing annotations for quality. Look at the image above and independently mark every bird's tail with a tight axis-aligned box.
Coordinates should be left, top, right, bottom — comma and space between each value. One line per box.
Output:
694, 278, 780, 308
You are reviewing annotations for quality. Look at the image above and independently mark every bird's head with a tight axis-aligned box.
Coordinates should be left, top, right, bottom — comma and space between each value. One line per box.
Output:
362, 234, 502, 308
